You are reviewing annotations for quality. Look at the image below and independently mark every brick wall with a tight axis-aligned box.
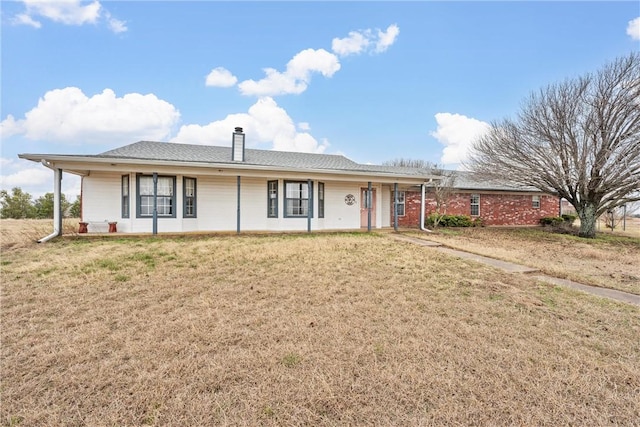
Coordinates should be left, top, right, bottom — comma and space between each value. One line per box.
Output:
392, 190, 560, 227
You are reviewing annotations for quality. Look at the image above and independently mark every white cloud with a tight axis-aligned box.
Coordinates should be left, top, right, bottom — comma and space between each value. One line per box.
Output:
12, 13, 42, 28
205, 67, 238, 87
233, 24, 397, 97
1, 87, 180, 144
21, 0, 101, 25
0, 115, 23, 140
431, 113, 491, 166
172, 97, 329, 153
13, 0, 127, 33
238, 49, 340, 96
375, 24, 400, 53
0, 158, 81, 200
1, 164, 52, 189
105, 11, 127, 34
332, 31, 370, 56
627, 17, 640, 40
297, 122, 310, 131
287, 48, 340, 80
331, 24, 400, 57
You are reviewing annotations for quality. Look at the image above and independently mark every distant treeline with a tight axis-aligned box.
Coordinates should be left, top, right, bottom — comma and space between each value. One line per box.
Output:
0, 187, 80, 219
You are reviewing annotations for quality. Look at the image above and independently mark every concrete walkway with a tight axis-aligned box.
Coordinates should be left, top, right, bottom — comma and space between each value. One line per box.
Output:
388, 233, 640, 306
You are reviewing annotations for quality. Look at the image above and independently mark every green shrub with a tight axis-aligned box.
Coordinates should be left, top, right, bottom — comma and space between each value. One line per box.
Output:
472, 217, 485, 227
561, 214, 577, 224
540, 216, 564, 226
425, 213, 475, 228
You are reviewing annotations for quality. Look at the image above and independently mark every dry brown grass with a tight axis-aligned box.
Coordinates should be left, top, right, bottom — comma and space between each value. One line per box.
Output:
1, 230, 639, 426
411, 226, 640, 296
0, 218, 79, 251
596, 216, 640, 237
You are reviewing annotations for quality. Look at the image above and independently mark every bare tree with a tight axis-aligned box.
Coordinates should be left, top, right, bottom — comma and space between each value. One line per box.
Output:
382, 158, 436, 169
468, 53, 640, 238
426, 166, 457, 228
382, 159, 458, 228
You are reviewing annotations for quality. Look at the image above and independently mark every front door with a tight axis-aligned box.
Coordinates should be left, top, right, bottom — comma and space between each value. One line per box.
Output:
360, 188, 377, 228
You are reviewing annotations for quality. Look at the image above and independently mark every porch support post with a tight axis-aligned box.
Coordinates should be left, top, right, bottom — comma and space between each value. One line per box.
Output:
54, 168, 62, 236
236, 176, 241, 234
393, 183, 398, 232
152, 172, 158, 235
307, 179, 313, 233
420, 183, 427, 231
367, 181, 372, 232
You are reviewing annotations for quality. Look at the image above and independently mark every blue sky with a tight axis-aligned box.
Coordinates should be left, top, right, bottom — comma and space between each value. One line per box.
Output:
1, 1, 639, 200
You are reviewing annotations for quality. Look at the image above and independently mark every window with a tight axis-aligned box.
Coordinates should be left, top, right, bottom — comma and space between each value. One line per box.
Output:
532, 195, 540, 209
121, 175, 130, 218
395, 191, 405, 217
183, 177, 197, 218
136, 175, 176, 218
470, 194, 480, 216
267, 180, 278, 218
285, 181, 312, 217
318, 182, 325, 218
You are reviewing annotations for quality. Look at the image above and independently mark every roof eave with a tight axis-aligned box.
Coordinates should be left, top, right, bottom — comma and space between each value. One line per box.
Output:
18, 154, 439, 183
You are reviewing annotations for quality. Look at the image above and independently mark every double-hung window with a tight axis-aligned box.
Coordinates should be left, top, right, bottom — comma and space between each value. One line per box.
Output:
267, 180, 278, 218
318, 182, 325, 218
470, 194, 480, 216
121, 175, 130, 218
137, 175, 176, 218
284, 181, 312, 217
395, 191, 405, 217
183, 177, 197, 218
532, 195, 540, 209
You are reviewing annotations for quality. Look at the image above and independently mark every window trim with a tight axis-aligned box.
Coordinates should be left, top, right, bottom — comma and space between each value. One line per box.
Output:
284, 180, 313, 218
267, 180, 278, 218
136, 174, 177, 219
470, 194, 480, 217
183, 177, 197, 218
121, 175, 130, 219
318, 182, 325, 218
532, 195, 541, 209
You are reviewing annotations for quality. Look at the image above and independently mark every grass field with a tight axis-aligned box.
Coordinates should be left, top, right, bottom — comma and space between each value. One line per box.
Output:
1, 220, 639, 426
410, 225, 640, 296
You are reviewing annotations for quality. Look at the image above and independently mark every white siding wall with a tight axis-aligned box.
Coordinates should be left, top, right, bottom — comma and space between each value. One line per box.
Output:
82, 173, 125, 232
381, 185, 391, 228
83, 172, 389, 233
321, 181, 361, 230
197, 176, 238, 231
240, 177, 269, 231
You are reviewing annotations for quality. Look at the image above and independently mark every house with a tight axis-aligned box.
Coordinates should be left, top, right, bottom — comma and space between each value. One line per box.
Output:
395, 172, 560, 227
19, 127, 559, 241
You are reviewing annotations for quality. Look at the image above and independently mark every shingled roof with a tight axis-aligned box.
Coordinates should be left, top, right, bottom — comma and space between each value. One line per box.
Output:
96, 140, 441, 178
451, 171, 541, 192
21, 140, 545, 192
99, 141, 361, 171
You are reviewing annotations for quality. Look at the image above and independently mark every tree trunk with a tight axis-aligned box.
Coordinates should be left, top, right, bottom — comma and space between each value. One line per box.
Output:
577, 202, 598, 238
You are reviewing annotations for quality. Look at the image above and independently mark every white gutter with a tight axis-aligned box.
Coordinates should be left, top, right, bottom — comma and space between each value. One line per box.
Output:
419, 183, 433, 233
37, 160, 62, 243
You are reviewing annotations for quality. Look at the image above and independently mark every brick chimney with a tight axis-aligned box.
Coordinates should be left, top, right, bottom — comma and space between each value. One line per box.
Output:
232, 127, 245, 162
